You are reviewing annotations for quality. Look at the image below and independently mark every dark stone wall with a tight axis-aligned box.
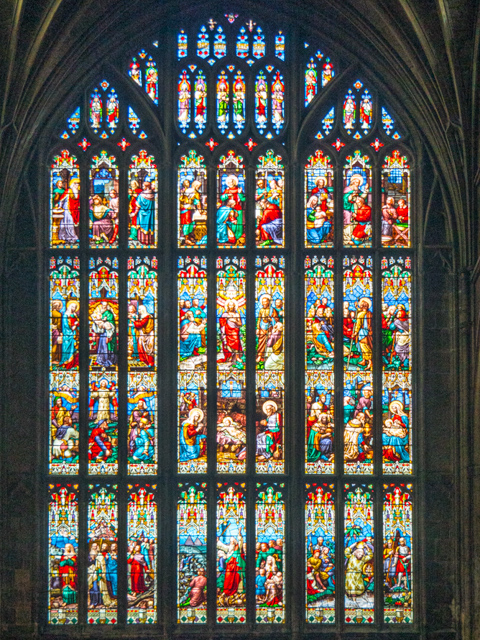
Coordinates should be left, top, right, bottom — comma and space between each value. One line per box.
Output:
0, 163, 463, 640
0, 1, 477, 639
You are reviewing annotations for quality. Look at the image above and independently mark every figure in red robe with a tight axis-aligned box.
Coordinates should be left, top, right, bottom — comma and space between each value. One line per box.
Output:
222, 539, 246, 596
128, 545, 148, 594
88, 421, 112, 460
396, 199, 409, 224
133, 306, 155, 367
187, 568, 207, 607
343, 303, 354, 341
218, 300, 243, 364
352, 197, 371, 244
68, 179, 80, 229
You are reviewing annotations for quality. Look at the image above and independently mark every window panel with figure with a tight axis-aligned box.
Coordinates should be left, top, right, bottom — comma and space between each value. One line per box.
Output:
383, 484, 413, 623
127, 485, 157, 623
305, 151, 334, 247
87, 486, 118, 624
216, 483, 247, 623
89, 152, 119, 248
382, 152, 411, 246
178, 256, 208, 473
126, 258, 158, 475
217, 257, 247, 473
177, 483, 208, 623
255, 256, 285, 473
305, 484, 335, 623
343, 255, 374, 475
178, 150, 208, 247
217, 152, 246, 248
343, 152, 372, 247
48, 485, 79, 624
305, 255, 335, 474
255, 484, 286, 623
128, 152, 158, 248
255, 150, 284, 248
344, 484, 375, 624
50, 151, 80, 247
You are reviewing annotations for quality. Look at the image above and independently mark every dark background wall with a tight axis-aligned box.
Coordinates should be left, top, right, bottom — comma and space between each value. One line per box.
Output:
0, 1, 478, 638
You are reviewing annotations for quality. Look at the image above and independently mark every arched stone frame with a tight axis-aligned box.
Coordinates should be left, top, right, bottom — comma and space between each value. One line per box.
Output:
0, 1, 472, 640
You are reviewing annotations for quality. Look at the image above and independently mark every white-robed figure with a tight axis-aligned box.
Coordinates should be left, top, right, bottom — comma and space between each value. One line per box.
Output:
256, 400, 281, 460
91, 301, 117, 367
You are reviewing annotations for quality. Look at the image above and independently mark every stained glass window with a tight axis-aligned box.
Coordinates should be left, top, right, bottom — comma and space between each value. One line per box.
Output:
343, 151, 372, 247
128, 49, 159, 103
305, 483, 335, 622
127, 257, 158, 475
178, 70, 191, 133
49, 484, 79, 623
217, 256, 247, 473
344, 484, 374, 623
382, 151, 411, 246
383, 484, 413, 622
50, 257, 80, 474
305, 150, 334, 247
127, 484, 157, 622
217, 151, 246, 247
178, 150, 208, 246
216, 483, 246, 623
255, 256, 285, 473
128, 151, 158, 247
89, 257, 119, 475
50, 151, 80, 247
87, 485, 118, 624
256, 484, 285, 622
89, 152, 119, 247
178, 256, 208, 473
47, 14, 416, 634
343, 81, 373, 138
305, 255, 335, 474
177, 483, 207, 622
256, 150, 284, 247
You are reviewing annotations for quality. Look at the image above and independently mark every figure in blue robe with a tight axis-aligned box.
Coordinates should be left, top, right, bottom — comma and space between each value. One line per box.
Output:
135, 183, 156, 245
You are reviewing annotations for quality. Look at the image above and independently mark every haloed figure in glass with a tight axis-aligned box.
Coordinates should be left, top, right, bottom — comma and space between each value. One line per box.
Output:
90, 191, 119, 245
217, 175, 245, 246
53, 178, 80, 244
130, 181, 156, 246
255, 178, 283, 247
343, 174, 371, 246
91, 301, 117, 367
180, 408, 206, 463
52, 300, 80, 369
128, 396, 155, 464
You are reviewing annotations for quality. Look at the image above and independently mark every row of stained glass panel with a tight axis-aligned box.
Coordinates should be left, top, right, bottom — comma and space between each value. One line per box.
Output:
49, 482, 412, 625
50, 256, 158, 475
305, 254, 411, 477
177, 255, 285, 474
50, 148, 410, 250
50, 253, 411, 476
178, 67, 285, 136
51, 150, 157, 249
177, 25, 285, 62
